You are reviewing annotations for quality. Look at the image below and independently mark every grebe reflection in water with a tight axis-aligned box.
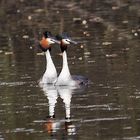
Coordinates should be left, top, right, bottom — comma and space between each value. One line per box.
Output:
41, 84, 76, 136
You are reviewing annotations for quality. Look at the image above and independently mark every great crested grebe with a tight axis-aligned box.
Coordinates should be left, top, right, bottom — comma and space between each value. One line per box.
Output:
39, 31, 58, 84
55, 33, 89, 86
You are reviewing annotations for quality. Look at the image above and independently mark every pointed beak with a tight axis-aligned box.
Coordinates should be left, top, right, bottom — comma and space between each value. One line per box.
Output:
69, 40, 77, 45
51, 37, 60, 44
66, 38, 77, 45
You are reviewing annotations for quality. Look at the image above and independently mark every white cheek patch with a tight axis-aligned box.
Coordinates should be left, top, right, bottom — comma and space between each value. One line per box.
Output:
47, 38, 55, 44
62, 39, 70, 45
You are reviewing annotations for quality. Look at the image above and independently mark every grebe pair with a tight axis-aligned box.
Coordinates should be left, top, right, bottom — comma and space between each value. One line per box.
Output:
39, 31, 88, 86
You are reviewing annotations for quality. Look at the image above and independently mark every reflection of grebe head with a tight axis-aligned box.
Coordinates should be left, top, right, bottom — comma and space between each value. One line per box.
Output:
43, 119, 53, 134
43, 115, 56, 135
65, 121, 76, 135
39, 31, 59, 52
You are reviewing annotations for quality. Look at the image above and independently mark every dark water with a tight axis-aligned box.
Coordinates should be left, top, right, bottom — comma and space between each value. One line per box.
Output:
0, 0, 140, 140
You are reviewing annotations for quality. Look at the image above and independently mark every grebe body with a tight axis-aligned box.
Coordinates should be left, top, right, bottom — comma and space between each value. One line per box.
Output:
40, 50, 57, 84
55, 34, 89, 86
55, 50, 76, 86
39, 31, 58, 84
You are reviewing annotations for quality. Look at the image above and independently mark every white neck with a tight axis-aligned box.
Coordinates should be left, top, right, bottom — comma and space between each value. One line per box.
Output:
56, 51, 76, 86
61, 51, 71, 76
46, 50, 55, 69
40, 50, 57, 84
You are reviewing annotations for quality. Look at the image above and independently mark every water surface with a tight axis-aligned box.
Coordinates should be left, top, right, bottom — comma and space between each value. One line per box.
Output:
0, 0, 140, 140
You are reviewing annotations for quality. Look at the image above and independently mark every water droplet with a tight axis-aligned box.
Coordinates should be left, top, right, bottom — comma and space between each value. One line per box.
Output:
28, 16, 32, 20
23, 35, 29, 39
56, 10, 60, 14
17, 9, 20, 13
5, 52, 13, 55
134, 32, 138, 36
73, 17, 81, 23
102, 42, 112, 46
84, 52, 91, 55
34, 9, 44, 13
106, 54, 118, 58
82, 20, 87, 25
132, 29, 136, 33
122, 20, 128, 24
78, 57, 82, 60
112, 6, 120, 10
36, 52, 44, 56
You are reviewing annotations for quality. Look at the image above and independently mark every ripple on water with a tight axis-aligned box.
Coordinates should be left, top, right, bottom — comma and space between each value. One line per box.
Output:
5, 128, 42, 134
0, 81, 26, 87
73, 104, 122, 111
122, 136, 140, 140
0, 81, 37, 87
82, 116, 130, 123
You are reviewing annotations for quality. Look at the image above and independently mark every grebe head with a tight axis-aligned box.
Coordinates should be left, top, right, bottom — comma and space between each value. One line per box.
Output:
39, 31, 59, 52
56, 33, 77, 52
